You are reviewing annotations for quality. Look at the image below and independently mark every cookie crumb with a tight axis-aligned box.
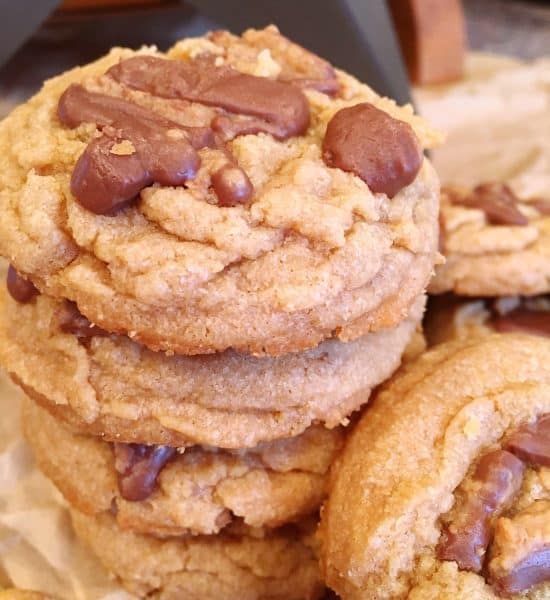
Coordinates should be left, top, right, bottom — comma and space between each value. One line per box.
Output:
110, 140, 136, 156
463, 417, 480, 439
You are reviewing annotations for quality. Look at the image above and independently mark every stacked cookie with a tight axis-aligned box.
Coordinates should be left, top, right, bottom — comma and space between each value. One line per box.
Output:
0, 26, 440, 599
426, 182, 550, 343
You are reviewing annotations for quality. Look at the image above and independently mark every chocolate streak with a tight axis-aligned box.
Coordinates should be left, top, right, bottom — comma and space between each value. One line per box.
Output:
494, 545, 550, 595
492, 307, 550, 338
437, 450, 525, 571
505, 414, 550, 467
106, 55, 310, 141
450, 183, 529, 226
114, 443, 177, 502
59, 55, 312, 213
322, 102, 422, 198
55, 300, 108, 339
6, 265, 38, 304
58, 84, 214, 214
437, 414, 550, 595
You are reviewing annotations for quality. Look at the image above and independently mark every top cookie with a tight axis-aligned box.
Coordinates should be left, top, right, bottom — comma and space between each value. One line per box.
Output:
0, 26, 440, 355
431, 183, 550, 297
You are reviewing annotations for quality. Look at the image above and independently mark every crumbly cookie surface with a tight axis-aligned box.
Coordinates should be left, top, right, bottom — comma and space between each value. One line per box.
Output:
23, 399, 342, 537
0, 26, 440, 355
319, 334, 550, 600
0, 289, 424, 447
431, 184, 550, 296
71, 509, 323, 600
0, 592, 54, 600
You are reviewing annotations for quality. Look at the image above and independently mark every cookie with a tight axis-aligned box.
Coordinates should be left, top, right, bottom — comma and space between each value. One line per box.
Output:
425, 294, 550, 346
0, 26, 440, 356
319, 333, 550, 599
0, 593, 54, 600
0, 288, 425, 448
430, 183, 550, 296
23, 399, 342, 537
70, 509, 323, 599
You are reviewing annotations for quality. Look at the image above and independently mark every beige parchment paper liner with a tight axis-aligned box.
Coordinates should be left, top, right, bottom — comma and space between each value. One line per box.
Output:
0, 370, 133, 599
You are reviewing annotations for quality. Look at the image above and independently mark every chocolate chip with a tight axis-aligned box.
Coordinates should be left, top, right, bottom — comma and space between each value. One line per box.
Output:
450, 183, 529, 226
55, 300, 107, 339
114, 443, 176, 502
437, 450, 525, 571
492, 307, 550, 338
58, 84, 211, 214
505, 414, 550, 468
107, 55, 310, 141
493, 545, 550, 595
211, 163, 253, 207
6, 265, 38, 304
322, 102, 422, 198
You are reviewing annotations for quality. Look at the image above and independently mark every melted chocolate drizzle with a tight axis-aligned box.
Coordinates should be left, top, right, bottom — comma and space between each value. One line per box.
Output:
58, 55, 312, 213
106, 55, 310, 141
58, 84, 214, 214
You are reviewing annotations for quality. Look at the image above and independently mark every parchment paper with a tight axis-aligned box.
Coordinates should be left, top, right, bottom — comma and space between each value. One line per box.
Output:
0, 51, 549, 598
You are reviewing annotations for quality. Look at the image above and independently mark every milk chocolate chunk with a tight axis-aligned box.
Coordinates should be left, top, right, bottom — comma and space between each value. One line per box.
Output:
531, 198, 550, 216
107, 55, 310, 141
211, 163, 253, 207
437, 450, 525, 571
489, 501, 550, 595
114, 443, 176, 502
6, 265, 38, 304
58, 84, 212, 214
322, 102, 422, 198
505, 414, 550, 467
451, 183, 529, 226
493, 307, 550, 338
55, 300, 107, 339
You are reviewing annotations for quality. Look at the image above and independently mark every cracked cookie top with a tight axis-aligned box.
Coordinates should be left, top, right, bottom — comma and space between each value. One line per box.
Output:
0, 26, 440, 355
431, 183, 550, 297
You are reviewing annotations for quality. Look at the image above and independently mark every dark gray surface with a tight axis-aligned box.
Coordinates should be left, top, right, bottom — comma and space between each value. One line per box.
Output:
185, 0, 411, 105
0, 0, 548, 117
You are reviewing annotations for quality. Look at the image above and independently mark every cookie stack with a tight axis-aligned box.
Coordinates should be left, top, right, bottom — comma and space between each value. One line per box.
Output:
0, 27, 440, 598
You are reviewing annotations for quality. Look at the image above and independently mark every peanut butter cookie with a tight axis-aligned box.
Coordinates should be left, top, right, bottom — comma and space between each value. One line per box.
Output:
425, 294, 549, 345
431, 183, 550, 296
71, 509, 323, 599
320, 333, 550, 599
23, 399, 342, 537
0, 287, 425, 448
0, 26, 440, 356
